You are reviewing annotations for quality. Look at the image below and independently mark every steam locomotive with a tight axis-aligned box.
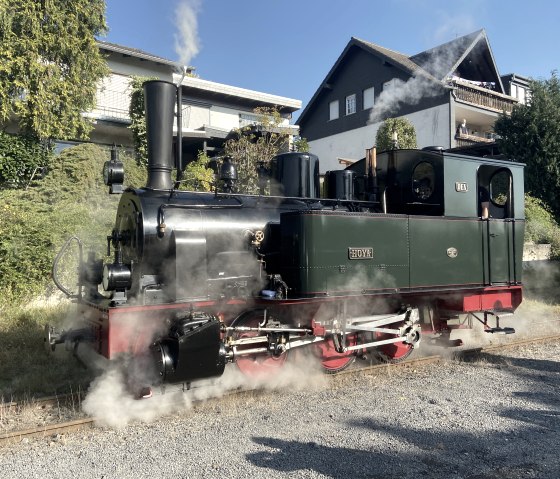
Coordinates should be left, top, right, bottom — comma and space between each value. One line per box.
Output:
46, 80, 525, 393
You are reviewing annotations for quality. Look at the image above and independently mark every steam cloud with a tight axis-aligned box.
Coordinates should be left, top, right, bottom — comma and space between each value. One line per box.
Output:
174, 0, 202, 67
83, 352, 326, 429
368, 42, 462, 125
368, 75, 441, 125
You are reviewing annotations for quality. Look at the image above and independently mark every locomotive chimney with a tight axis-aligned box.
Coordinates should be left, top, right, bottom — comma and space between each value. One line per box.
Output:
143, 80, 176, 190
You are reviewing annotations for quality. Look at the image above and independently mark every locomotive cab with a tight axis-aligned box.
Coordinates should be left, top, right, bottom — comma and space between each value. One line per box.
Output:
345, 149, 445, 215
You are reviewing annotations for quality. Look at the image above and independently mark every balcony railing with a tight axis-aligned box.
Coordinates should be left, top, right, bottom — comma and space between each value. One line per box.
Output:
92, 88, 131, 123
455, 133, 495, 147
450, 79, 518, 114
92, 105, 130, 123
92, 94, 193, 130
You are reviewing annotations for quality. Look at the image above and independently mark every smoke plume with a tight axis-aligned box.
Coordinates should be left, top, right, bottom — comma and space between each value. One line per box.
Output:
174, 0, 202, 67
83, 352, 326, 429
368, 75, 441, 124
368, 42, 461, 125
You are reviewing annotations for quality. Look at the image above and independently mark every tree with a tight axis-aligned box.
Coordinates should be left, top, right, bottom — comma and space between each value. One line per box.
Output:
0, 130, 52, 188
182, 151, 215, 192
375, 117, 417, 151
223, 106, 293, 194
128, 76, 157, 166
494, 72, 560, 219
0, 0, 109, 140
293, 136, 309, 152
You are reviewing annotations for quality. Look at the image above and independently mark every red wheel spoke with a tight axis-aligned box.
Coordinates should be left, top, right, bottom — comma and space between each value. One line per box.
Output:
315, 334, 357, 373
232, 311, 288, 377
375, 325, 414, 363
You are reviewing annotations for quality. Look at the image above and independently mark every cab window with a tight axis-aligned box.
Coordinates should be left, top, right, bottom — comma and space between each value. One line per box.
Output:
478, 166, 513, 218
412, 162, 435, 200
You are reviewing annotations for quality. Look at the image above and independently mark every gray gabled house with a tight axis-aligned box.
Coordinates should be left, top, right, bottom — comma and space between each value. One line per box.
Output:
297, 29, 522, 173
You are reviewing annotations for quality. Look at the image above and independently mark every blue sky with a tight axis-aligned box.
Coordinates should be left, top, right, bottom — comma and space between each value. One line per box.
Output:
104, 0, 558, 119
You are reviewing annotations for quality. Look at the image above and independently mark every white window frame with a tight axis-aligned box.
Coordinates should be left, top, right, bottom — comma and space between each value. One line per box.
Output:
345, 94, 356, 116
363, 87, 375, 110
510, 84, 518, 99
329, 100, 339, 121
517, 86, 526, 104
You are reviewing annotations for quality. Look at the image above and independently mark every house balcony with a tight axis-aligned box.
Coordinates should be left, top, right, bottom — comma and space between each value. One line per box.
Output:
90, 89, 131, 124
450, 79, 518, 114
454, 132, 495, 148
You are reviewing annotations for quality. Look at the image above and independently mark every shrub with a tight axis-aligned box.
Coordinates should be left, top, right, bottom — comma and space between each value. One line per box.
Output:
0, 143, 146, 306
524, 194, 560, 258
0, 131, 53, 188
375, 117, 417, 151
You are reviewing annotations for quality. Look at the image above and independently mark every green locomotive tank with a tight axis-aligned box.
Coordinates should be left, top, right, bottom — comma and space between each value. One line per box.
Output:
280, 149, 524, 301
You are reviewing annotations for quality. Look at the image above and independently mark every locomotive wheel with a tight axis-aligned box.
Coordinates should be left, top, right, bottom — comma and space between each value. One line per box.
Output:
315, 334, 358, 373
374, 326, 414, 363
232, 310, 288, 377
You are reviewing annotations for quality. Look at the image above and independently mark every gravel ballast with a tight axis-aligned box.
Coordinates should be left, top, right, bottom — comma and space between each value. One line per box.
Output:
1, 339, 559, 479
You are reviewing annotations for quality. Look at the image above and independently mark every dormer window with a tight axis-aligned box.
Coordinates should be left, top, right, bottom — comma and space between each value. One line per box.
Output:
345, 94, 356, 115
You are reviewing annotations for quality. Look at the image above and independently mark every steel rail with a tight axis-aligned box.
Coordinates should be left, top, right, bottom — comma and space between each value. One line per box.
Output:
0, 418, 94, 446
2, 333, 559, 447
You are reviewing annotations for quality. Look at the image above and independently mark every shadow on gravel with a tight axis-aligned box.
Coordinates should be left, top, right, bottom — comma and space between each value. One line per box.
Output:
247, 434, 548, 479
247, 352, 560, 479
459, 350, 559, 374
247, 436, 401, 479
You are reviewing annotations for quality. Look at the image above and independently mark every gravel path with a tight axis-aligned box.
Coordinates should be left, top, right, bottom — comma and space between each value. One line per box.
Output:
1, 338, 559, 479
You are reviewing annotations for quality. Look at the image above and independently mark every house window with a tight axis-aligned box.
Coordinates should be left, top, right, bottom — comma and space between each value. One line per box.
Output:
517, 86, 526, 104
510, 84, 517, 99
363, 87, 375, 109
511, 84, 527, 105
240, 112, 261, 127
383, 79, 397, 90
345, 94, 356, 115
329, 100, 339, 120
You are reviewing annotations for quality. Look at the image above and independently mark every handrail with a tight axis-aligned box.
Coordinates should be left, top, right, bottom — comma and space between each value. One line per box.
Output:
52, 236, 83, 299
450, 80, 517, 114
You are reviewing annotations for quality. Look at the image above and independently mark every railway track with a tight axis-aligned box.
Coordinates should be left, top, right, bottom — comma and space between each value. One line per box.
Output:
2, 333, 559, 447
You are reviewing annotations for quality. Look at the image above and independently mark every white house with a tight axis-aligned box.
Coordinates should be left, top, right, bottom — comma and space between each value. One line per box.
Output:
80, 41, 301, 162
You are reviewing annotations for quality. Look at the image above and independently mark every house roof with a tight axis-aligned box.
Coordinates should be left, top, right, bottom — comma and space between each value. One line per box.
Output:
409, 30, 482, 79
411, 29, 505, 92
351, 37, 438, 82
97, 40, 195, 72
176, 75, 302, 113
97, 40, 301, 114
297, 29, 504, 126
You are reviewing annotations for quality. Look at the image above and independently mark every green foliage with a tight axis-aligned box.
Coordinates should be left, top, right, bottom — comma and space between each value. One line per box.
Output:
0, 0, 109, 140
375, 117, 417, 151
224, 106, 292, 194
0, 304, 94, 398
181, 150, 215, 191
293, 136, 309, 152
524, 194, 560, 258
495, 72, 560, 219
0, 143, 146, 305
0, 131, 53, 188
129, 76, 158, 167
